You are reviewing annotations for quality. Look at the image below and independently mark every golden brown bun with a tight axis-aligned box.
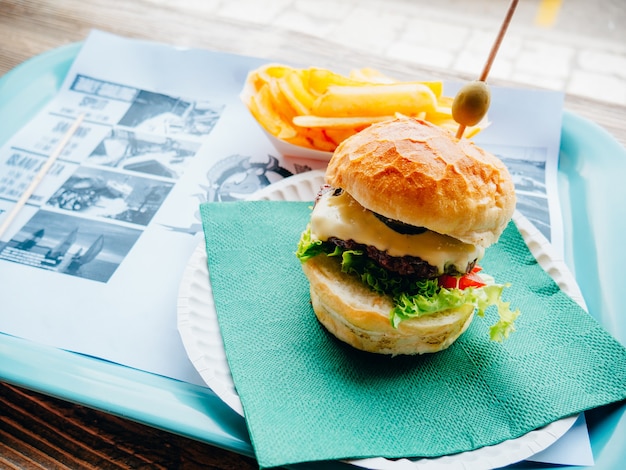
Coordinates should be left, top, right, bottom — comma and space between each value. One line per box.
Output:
325, 117, 516, 247
302, 254, 475, 355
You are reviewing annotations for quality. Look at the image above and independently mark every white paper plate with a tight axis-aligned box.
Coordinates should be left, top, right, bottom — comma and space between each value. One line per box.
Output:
177, 170, 584, 470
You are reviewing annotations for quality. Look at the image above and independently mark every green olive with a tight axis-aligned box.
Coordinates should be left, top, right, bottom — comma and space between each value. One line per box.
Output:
451, 80, 491, 127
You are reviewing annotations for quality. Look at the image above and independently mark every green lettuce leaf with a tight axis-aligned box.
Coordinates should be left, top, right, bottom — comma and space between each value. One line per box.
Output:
296, 226, 519, 341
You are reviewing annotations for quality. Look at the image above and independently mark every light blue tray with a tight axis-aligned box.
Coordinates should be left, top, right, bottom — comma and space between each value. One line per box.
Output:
1, 42, 625, 469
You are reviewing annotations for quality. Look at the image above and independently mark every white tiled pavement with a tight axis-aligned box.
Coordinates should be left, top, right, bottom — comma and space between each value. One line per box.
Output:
214, 0, 626, 105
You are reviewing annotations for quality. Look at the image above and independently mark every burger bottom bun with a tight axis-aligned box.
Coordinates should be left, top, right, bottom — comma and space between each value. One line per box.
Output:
302, 255, 475, 355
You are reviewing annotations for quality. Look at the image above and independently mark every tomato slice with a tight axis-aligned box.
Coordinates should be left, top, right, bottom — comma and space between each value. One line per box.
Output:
458, 271, 487, 289
438, 266, 486, 290
438, 274, 460, 289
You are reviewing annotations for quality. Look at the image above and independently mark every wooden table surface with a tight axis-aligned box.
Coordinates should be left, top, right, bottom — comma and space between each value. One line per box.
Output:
1, 1, 625, 469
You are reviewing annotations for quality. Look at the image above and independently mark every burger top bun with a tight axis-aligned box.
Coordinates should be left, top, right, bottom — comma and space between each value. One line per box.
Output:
325, 117, 516, 247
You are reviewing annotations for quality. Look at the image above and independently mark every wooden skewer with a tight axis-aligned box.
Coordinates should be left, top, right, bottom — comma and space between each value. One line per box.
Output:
455, 126, 466, 141
0, 113, 85, 239
456, 0, 519, 139
478, 0, 519, 82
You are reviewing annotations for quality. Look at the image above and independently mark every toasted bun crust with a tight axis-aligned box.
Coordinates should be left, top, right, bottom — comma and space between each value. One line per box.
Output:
302, 254, 475, 355
325, 117, 516, 247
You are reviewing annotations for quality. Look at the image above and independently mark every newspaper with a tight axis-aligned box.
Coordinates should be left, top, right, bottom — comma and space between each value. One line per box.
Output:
0, 30, 586, 464
0, 28, 566, 383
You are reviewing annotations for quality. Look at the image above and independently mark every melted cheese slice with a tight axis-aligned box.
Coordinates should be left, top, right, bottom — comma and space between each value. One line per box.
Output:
310, 190, 484, 274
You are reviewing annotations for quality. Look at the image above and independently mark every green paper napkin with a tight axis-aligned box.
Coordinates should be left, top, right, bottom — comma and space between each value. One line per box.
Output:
200, 200, 626, 469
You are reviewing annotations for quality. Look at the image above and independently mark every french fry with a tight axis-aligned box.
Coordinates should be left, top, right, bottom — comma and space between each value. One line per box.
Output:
419, 81, 444, 98
293, 114, 394, 129
266, 78, 297, 121
299, 127, 338, 152
307, 68, 367, 95
321, 128, 360, 146
289, 70, 316, 110
425, 105, 454, 126
312, 83, 438, 117
348, 68, 444, 98
248, 84, 297, 140
256, 64, 290, 82
277, 71, 315, 115
349, 67, 396, 84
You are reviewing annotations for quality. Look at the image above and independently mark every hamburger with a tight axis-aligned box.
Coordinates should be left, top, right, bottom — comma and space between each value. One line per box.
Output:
296, 117, 519, 355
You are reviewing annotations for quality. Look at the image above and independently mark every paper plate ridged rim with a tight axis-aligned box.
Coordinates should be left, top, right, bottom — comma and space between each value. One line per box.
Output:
177, 170, 582, 470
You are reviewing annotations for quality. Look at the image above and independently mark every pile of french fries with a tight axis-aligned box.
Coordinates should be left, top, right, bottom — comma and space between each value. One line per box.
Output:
241, 64, 485, 154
